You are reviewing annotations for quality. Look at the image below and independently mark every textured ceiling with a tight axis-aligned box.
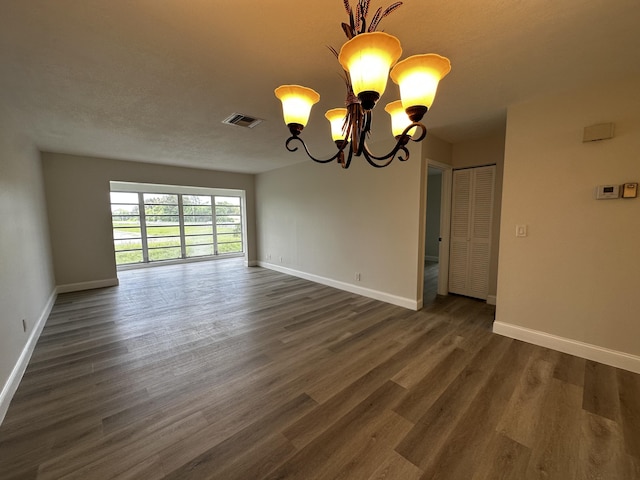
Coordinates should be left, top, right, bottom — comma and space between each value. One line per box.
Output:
2, 1, 640, 173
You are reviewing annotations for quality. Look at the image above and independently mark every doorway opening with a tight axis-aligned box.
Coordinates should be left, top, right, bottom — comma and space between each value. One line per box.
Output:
422, 160, 452, 307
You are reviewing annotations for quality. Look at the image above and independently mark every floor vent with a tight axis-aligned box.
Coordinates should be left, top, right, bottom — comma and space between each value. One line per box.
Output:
222, 113, 263, 129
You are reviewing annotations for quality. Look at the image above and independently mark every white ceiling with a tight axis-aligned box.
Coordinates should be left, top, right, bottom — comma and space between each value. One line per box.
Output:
2, 1, 640, 174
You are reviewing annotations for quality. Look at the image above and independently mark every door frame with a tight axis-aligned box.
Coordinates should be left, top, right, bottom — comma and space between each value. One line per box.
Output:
426, 159, 453, 297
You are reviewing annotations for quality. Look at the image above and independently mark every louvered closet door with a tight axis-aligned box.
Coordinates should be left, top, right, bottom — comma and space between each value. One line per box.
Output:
448, 165, 495, 300
448, 169, 472, 295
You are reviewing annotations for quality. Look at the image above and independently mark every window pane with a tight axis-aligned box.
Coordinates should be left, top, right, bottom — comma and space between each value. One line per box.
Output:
217, 233, 242, 244
111, 192, 139, 204
114, 239, 142, 251
144, 205, 179, 216
116, 251, 143, 265
113, 227, 141, 238
218, 242, 242, 253
112, 216, 140, 227
216, 215, 241, 225
217, 224, 241, 232
184, 216, 212, 225
184, 224, 213, 235
215, 196, 240, 206
144, 194, 178, 204
185, 235, 213, 246
215, 205, 241, 216
146, 226, 180, 237
183, 205, 212, 216
147, 236, 181, 248
187, 245, 214, 257
148, 247, 182, 262
183, 195, 211, 206
111, 204, 139, 215
144, 216, 179, 225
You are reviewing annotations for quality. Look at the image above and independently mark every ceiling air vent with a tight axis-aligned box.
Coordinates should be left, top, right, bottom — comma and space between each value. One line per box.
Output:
222, 113, 263, 129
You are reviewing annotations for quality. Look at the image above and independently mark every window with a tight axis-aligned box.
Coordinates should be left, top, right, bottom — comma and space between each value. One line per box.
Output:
216, 196, 243, 254
144, 193, 182, 262
111, 192, 143, 265
110, 183, 245, 266
183, 195, 214, 258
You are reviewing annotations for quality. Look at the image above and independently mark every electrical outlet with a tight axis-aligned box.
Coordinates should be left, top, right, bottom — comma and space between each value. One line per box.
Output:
280, 256, 283, 263
22, 319, 27, 332
516, 225, 528, 237
267, 253, 271, 260
355, 272, 361, 281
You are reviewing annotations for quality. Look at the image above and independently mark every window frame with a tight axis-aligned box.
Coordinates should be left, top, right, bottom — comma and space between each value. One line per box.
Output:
110, 182, 246, 269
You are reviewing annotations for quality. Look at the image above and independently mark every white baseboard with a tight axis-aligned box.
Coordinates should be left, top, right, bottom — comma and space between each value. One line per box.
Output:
425, 256, 439, 263
258, 261, 419, 310
56, 277, 119, 294
493, 321, 640, 374
486, 295, 497, 306
245, 260, 258, 267
0, 288, 57, 425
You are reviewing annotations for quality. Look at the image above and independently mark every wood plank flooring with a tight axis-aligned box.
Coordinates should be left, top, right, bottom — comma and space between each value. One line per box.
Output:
1, 258, 639, 479
423, 260, 439, 306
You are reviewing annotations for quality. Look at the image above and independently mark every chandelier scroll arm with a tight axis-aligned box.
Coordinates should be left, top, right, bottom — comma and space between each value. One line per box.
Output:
285, 135, 349, 165
359, 121, 427, 167
361, 148, 396, 168
404, 121, 427, 143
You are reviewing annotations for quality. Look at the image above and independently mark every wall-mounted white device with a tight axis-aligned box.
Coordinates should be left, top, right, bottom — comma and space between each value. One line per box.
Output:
622, 183, 638, 198
583, 123, 615, 142
595, 185, 620, 199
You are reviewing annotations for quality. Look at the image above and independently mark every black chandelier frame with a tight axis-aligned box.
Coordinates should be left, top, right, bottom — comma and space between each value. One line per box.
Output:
283, 103, 428, 169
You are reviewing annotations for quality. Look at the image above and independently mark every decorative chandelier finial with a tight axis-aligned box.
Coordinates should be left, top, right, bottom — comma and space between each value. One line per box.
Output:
275, 1, 451, 169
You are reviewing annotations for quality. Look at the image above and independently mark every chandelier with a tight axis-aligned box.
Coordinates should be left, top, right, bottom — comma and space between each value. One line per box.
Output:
275, 1, 451, 169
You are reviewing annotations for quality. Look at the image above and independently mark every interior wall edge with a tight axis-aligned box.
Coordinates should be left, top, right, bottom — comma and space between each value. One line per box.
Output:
0, 288, 57, 426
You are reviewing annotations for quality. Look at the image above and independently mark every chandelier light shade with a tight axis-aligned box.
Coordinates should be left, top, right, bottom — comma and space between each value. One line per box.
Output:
384, 100, 414, 138
275, 1, 451, 169
274, 85, 320, 134
325, 108, 348, 142
338, 32, 402, 110
390, 54, 452, 120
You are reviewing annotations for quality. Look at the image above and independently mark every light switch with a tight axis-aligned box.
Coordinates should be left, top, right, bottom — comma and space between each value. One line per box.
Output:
516, 225, 527, 237
622, 183, 638, 198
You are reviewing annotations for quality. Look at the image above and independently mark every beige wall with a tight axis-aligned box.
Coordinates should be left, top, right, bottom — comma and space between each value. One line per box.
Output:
41, 152, 257, 287
423, 134, 453, 166
0, 117, 55, 412
451, 132, 506, 299
452, 132, 506, 169
256, 138, 426, 306
496, 76, 640, 358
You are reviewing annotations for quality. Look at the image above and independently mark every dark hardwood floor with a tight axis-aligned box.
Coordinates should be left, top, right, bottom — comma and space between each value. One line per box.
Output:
423, 260, 439, 305
1, 258, 639, 479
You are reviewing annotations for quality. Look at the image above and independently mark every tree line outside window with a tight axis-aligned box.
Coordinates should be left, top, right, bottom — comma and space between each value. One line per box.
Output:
110, 192, 243, 266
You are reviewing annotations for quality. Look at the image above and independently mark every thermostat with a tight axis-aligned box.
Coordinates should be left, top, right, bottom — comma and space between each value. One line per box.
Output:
595, 185, 620, 199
